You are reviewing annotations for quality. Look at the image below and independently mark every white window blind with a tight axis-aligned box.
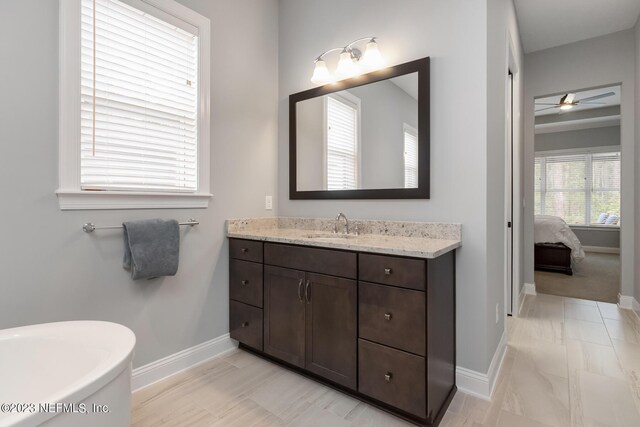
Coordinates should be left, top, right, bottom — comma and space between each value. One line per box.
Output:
534, 150, 620, 225
326, 96, 358, 190
404, 125, 418, 188
80, 0, 199, 192
591, 152, 621, 223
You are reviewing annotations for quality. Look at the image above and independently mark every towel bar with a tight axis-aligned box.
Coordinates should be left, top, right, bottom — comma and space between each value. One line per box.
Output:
83, 219, 199, 233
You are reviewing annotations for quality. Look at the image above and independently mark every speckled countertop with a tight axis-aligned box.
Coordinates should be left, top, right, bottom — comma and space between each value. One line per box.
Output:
226, 217, 461, 259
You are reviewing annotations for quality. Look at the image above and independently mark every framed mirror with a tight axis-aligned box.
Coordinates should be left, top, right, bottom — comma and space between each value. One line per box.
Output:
290, 57, 429, 200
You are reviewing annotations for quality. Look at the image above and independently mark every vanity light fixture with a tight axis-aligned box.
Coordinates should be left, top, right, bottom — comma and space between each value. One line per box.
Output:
311, 37, 385, 85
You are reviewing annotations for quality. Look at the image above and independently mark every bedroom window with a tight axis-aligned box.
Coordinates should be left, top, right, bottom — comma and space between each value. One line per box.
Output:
535, 149, 620, 226
58, 0, 211, 210
325, 94, 360, 190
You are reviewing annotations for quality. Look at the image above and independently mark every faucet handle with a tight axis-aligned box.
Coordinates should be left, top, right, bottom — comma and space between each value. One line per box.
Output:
354, 223, 359, 236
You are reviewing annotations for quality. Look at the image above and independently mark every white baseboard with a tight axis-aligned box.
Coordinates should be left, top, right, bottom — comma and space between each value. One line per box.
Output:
132, 333, 237, 392
523, 282, 537, 296
518, 287, 527, 316
583, 246, 620, 254
456, 330, 507, 401
618, 294, 640, 313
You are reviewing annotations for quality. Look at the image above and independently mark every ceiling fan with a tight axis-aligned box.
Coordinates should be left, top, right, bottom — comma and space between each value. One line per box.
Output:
535, 91, 615, 113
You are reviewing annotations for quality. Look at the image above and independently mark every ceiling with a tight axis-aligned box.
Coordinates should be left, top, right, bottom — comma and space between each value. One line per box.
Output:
514, 0, 640, 53
391, 74, 418, 100
535, 86, 621, 116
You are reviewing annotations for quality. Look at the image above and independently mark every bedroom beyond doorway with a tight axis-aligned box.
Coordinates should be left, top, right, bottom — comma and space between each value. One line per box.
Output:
532, 85, 621, 304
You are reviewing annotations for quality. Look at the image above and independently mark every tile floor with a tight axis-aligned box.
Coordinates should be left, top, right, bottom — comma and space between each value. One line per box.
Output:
132, 294, 640, 426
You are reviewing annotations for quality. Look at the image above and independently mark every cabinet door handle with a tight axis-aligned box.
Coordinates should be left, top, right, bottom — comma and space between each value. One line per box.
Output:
384, 313, 392, 321
384, 268, 392, 276
297, 279, 303, 302
241, 321, 249, 328
305, 280, 311, 304
384, 372, 393, 382
241, 280, 249, 286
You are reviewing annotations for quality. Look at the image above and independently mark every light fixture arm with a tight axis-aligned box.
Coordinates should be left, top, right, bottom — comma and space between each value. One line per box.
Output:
314, 37, 377, 62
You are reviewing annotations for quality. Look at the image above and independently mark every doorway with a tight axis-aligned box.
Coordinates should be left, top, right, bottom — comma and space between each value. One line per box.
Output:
531, 85, 622, 302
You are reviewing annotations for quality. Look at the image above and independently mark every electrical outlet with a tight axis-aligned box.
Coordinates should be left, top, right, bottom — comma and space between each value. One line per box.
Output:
496, 303, 500, 324
265, 195, 273, 210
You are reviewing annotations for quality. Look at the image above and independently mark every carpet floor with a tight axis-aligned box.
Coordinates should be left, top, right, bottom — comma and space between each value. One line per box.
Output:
535, 252, 620, 303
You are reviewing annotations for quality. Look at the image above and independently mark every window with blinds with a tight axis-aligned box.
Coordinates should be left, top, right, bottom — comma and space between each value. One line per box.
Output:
534, 150, 620, 225
403, 125, 418, 188
80, 0, 199, 192
325, 95, 359, 190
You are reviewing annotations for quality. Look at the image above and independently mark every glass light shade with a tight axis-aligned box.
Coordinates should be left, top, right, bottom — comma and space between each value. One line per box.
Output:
361, 40, 384, 70
335, 51, 359, 79
310, 59, 332, 85
560, 104, 574, 110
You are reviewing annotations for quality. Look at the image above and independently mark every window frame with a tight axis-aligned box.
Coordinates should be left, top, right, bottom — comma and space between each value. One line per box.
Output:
58, 0, 211, 210
534, 146, 621, 228
322, 92, 361, 191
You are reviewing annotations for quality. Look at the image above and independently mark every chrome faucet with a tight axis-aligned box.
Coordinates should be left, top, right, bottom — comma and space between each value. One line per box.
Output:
334, 212, 349, 235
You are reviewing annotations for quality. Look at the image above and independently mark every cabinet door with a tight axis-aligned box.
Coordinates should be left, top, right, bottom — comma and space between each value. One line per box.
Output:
305, 272, 357, 389
264, 265, 306, 368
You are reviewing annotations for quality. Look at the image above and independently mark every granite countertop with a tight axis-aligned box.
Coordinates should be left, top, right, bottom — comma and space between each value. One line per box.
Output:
226, 217, 461, 259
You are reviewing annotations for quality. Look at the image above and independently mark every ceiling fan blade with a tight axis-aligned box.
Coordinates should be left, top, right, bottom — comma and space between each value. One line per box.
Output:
535, 106, 558, 112
535, 103, 561, 106
577, 92, 615, 103
579, 101, 606, 105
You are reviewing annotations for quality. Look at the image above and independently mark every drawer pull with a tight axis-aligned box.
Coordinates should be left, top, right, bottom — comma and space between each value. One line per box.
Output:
384, 268, 392, 275
241, 280, 249, 286
241, 321, 249, 328
384, 372, 393, 382
240, 248, 248, 253
384, 313, 392, 321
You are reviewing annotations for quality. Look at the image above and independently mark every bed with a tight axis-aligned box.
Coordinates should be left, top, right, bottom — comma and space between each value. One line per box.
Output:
534, 215, 585, 275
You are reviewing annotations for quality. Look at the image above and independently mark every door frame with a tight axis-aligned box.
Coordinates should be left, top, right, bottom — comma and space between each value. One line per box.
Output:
505, 31, 522, 317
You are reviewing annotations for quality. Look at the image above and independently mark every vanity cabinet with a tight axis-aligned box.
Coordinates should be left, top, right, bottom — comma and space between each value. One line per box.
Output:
228, 238, 456, 426
263, 246, 358, 389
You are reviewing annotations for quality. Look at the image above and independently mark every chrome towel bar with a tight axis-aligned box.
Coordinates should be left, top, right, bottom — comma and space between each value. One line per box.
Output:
83, 219, 199, 233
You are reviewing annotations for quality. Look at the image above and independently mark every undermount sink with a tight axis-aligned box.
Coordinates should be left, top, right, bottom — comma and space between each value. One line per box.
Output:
304, 232, 359, 240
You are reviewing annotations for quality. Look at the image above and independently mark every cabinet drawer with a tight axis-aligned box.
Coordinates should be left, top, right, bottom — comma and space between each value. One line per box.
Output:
359, 254, 426, 290
230, 301, 263, 351
359, 282, 425, 356
230, 259, 263, 307
264, 243, 357, 279
230, 239, 263, 263
358, 339, 426, 419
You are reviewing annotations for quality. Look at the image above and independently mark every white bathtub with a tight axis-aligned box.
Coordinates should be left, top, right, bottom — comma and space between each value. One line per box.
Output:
0, 321, 135, 427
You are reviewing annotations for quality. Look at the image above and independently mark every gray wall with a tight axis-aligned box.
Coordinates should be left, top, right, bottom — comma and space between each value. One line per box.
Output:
535, 126, 620, 152
296, 80, 418, 190
524, 30, 636, 297
571, 228, 620, 248
636, 20, 640, 304
0, 0, 279, 368
351, 81, 418, 189
278, 0, 522, 374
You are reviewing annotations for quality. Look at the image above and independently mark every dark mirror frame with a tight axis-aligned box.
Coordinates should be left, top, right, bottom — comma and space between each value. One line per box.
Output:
289, 57, 430, 200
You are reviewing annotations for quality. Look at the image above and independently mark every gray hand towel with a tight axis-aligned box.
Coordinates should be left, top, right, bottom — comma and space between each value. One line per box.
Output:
123, 219, 180, 280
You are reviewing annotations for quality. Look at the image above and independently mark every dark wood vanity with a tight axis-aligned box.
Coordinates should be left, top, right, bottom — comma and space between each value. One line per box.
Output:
228, 237, 456, 426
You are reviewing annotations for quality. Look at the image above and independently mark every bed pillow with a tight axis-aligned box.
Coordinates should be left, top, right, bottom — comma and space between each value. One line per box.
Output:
596, 213, 609, 224
605, 214, 619, 225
